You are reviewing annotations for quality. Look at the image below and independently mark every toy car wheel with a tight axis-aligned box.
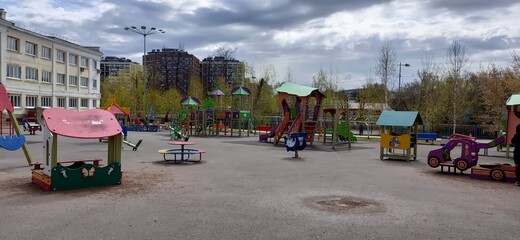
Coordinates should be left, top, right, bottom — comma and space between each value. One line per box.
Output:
489, 169, 505, 181
455, 159, 469, 171
428, 157, 440, 168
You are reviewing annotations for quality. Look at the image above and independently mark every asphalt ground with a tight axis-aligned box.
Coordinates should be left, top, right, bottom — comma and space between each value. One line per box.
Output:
1, 130, 520, 240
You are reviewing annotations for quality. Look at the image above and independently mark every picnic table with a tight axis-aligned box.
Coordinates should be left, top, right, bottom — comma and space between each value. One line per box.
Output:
158, 141, 207, 163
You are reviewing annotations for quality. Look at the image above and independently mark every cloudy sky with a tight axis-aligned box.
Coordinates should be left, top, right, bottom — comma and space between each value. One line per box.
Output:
3, 0, 520, 89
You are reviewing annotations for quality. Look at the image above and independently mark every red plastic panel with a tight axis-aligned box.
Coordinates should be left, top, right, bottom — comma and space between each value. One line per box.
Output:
43, 108, 122, 139
0, 85, 14, 112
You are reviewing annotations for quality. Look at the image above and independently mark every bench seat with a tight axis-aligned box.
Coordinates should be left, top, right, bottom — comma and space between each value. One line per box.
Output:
158, 149, 207, 162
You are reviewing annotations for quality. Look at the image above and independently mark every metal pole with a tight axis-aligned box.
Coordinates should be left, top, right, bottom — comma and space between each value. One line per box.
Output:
398, 63, 402, 111
124, 25, 164, 120
143, 34, 147, 118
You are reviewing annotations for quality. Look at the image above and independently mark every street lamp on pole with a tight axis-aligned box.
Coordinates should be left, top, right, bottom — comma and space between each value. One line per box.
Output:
124, 25, 165, 118
398, 62, 410, 111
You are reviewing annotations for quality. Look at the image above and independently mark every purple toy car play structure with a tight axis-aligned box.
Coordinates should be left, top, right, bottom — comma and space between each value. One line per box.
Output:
427, 135, 505, 172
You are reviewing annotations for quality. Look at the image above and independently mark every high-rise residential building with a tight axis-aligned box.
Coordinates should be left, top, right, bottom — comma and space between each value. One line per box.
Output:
144, 48, 200, 95
200, 56, 243, 91
100, 56, 138, 81
0, 9, 102, 119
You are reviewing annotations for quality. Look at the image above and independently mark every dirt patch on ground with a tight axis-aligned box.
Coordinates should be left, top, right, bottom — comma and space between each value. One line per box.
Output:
304, 195, 386, 214
0, 169, 171, 198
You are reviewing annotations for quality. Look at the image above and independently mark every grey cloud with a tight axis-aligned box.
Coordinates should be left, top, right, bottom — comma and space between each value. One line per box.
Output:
427, 0, 519, 12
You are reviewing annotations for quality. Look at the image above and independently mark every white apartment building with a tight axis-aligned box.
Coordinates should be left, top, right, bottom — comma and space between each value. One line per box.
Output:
0, 9, 102, 119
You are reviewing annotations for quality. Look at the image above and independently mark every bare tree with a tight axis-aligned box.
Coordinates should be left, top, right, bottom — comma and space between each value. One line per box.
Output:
214, 46, 239, 86
446, 40, 470, 133
215, 46, 238, 60
375, 41, 397, 110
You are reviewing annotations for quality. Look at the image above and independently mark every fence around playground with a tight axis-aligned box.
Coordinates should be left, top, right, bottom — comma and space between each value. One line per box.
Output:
252, 115, 500, 140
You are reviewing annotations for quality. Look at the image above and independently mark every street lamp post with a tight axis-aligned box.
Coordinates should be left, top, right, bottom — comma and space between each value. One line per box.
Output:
124, 25, 165, 118
398, 62, 410, 111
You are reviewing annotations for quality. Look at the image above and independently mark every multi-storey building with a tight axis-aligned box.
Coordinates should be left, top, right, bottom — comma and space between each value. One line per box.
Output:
200, 56, 243, 91
0, 9, 102, 119
144, 48, 200, 95
100, 56, 138, 81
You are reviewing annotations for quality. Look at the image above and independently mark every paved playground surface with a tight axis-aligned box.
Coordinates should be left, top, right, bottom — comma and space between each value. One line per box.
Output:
1, 131, 520, 240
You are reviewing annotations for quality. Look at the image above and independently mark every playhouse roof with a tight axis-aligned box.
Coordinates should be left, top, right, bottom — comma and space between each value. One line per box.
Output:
180, 96, 200, 106
506, 94, 520, 106
376, 110, 423, 127
276, 82, 325, 98
43, 108, 122, 139
231, 86, 251, 95
104, 96, 130, 116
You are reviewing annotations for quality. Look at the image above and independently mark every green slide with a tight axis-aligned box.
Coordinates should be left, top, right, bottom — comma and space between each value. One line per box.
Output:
338, 122, 357, 142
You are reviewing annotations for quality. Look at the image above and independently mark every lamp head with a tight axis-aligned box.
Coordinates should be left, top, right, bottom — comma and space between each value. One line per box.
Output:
131, 26, 137, 29
124, 27, 129, 30
141, 26, 146, 30
404, 63, 411, 67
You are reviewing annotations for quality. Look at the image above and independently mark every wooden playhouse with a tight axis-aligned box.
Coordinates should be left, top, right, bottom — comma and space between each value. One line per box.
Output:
31, 108, 123, 190
376, 111, 422, 161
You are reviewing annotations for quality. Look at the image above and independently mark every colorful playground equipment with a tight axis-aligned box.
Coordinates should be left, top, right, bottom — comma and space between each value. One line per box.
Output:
283, 132, 307, 158
0, 84, 32, 164
376, 111, 422, 161
22, 117, 41, 135
31, 108, 123, 190
427, 134, 505, 172
180, 87, 252, 137
260, 82, 324, 145
427, 94, 518, 183
505, 94, 520, 158
321, 107, 357, 149
104, 97, 142, 150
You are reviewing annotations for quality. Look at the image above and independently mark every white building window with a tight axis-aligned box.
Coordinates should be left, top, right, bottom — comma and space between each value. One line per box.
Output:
68, 98, 77, 109
42, 46, 52, 59
25, 42, 37, 56
80, 99, 88, 108
92, 79, 98, 90
80, 77, 89, 87
81, 57, 89, 67
10, 95, 21, 108
42, 71, 52, 83
92, 60, 98, 69
92, 99, 98, 108
26, 67, 38, 81
69, 54, 78, 65
57, 97, 66, 108
7, 64, 22, 79
41, 96, 52, 107
26, 95, 38, 108
57, 50, 66, 63
7, 36, 19, 52
57, 73, 66, 84
69, 76, 78, 86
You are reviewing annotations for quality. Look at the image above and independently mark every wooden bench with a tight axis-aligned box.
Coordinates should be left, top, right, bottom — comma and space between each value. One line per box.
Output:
30, 162, 43, 170
30, 159, 102, 170
58, 159, 102, 166
158, 149, 207, 163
